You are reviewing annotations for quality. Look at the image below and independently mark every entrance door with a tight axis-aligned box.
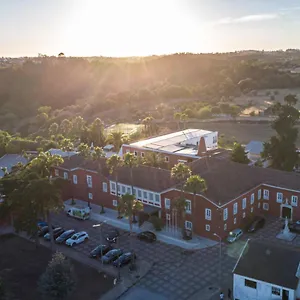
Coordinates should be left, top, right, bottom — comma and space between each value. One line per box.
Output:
282, 207, 292, 219
282, 289, 289, 300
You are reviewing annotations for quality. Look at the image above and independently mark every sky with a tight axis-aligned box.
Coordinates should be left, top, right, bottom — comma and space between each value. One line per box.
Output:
1, 0, 300, 57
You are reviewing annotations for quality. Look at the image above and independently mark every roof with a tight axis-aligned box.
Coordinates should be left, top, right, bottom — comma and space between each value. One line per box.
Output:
191, 157, 300, 205
233, 240, 300, 289
0, 154, 28, 178
245, 141, 264, 155
47, 148, 78, 158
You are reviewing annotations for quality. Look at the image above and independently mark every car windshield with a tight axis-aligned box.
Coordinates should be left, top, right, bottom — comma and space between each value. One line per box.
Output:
71, 235, 77, 240
229, 232, 237, 237
61, 231, 71, 237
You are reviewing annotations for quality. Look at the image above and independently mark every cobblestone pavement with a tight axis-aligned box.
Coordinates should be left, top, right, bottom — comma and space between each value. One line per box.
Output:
52, 213, 300, 300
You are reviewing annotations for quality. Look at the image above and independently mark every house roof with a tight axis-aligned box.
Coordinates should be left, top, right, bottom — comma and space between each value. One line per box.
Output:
0, 154, 28, 178
47, 148, 78, 158
233, 240, 300, 289
245, 141, 264, 155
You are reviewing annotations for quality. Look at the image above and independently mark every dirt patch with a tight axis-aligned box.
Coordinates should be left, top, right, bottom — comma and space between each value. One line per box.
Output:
0, 234, 114, 300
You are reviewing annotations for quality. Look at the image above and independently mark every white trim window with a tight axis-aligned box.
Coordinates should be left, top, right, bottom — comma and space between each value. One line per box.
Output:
86, 175, 92, 188
291, 196, 298, 207
149, 192, 154, 201
258, 189, 261, 200
272, 287, 281, 296
263, 203, 269, 211
154, 194, 160, 204
242, 198, 247, 210
263, 189, 269, 200
121, 185, 126, 195
165, 198, 171, 209
88, 192, 93, 200
110, 182, 116, 195
185, 221, 192, 230
205, 208, 212, 220
134, 151, 138, 156
234, 217, 237, 224
276, 192, 283, 203
137, 189, 142, 200
205, 224, 210, 232
133, 188, 136, 196
63, 172, 68, 180
250, 193, 254, 205
102, 182, 108, 193
243, 212, 246, 218
143, 191, 148, 200
223, 208, 228, 221
73, 175, 78, 184
186, 200, 192, 214
126, 186, 131, 194
224, 223, 227, 231
141, 152, 145, 158
54, 169, 59, 176
112, 200, 118, 207
233, 202, 238, 215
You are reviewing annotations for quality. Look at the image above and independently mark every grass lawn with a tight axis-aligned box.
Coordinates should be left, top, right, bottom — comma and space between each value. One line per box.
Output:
105, 123, 143, 135
0, 234, 114, 300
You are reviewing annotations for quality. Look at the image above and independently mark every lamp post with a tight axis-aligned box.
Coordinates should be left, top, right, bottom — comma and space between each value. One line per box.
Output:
93, 220, 108, 265
214, 233, 222, 289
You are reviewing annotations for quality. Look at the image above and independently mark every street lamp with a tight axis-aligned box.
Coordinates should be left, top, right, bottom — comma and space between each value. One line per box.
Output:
93, 220, 108, 265
213, 233, 222, 289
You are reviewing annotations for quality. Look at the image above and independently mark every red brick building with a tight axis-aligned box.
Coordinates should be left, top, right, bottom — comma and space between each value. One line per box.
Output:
55, 155, 300, 241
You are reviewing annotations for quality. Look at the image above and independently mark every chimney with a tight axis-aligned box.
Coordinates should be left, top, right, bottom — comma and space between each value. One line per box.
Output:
197, 137, 207, 157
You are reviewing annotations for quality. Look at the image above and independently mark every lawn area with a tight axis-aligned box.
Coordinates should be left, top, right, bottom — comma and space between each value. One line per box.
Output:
0, 234, 114, 300
105, 123, 143, 135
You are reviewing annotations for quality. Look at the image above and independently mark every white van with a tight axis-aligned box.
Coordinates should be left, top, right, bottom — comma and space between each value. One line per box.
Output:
67, 206, 91, 220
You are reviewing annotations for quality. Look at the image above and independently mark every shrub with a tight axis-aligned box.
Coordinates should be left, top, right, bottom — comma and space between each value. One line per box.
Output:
149, 215, 163, 231
198, 107, 212, 119
249, 111, 256, 117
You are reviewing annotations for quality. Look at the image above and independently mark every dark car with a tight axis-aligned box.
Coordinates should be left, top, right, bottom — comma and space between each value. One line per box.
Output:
282, 222, 300, 233
37, 221, 47, 229
89, 244, 112, 258
113, 252, 137, 267
38, 225, 56, 237
55, 229, 76, 244
137, 231, 157, 242
43, 227, 65, 241
247, 216, 265, 233
101, 249, 123, 264
105, 229, 120, 244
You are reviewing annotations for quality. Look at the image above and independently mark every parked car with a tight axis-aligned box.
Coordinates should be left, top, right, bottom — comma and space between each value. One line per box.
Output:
89, 244, 112, 258
113, 252, 137, 267
43, 227, 65, 241
56, 229, 76, 244
227, 228, 243, 243
37, 225, 56, 237
247, 216, 265, 233
105, 229, 120, 243
65, 231, 89, 247
137, 231, 157, 243
101, 249, 123, 264
282, 222, 300, 233
37, 221, 47, 229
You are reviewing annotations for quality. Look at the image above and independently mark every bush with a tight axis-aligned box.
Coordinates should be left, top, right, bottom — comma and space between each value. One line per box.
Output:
249, 111, 256, 117
198, 107, 212, 119
5, 139, 39, 153
149, 215, 163, 231
211, 106, 221, 114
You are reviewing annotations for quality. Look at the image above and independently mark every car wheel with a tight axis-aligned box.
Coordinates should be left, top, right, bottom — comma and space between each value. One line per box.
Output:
71, 243, 74, 247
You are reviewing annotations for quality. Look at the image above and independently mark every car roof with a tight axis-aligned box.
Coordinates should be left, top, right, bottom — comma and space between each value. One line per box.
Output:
75, 231, 86, 235
232, 228, 242, 233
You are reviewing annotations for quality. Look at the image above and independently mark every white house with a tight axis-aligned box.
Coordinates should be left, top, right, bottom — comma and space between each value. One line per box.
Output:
233, 240, 300, 300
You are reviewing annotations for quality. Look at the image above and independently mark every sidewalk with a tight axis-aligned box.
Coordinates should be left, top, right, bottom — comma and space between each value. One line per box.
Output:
65, 199, 217, 250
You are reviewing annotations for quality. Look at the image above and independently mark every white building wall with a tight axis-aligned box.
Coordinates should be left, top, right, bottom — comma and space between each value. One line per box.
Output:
234, 274, 295, 300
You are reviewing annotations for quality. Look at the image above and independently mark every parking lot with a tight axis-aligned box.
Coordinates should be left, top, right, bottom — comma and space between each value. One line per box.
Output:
51, 213, 300, 300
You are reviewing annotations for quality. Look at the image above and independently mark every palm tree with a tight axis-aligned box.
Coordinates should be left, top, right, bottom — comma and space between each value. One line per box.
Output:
106, 131, 124, 152
180, 113, 188, 129
142, 152, 165, 168
184, 175, 207, 236
174, 112, 182, 130
106, 155, 123, 218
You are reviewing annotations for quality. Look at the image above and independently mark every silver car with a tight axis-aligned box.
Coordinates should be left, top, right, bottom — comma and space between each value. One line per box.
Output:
227, 228, 243, 243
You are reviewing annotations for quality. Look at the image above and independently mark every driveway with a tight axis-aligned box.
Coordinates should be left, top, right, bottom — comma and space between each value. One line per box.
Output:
51, 213, 299, 300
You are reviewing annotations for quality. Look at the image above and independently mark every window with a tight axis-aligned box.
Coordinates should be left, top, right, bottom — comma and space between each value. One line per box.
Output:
258, 189, 261, 200
143, 191, 148, 200
121, 185, 126, 194
224, 223, 227, 231
165, 198, 171, 209
243, 212, 246, 218
73, 175, 78, 184
165, 156, 169, 162
205, 224, 210, 231
277, 192, 283, 203
133, 188, 136, 196
263, 189, 269, 200
185, 221, 192, 230
63, 172, 68, 179
137, 190, 142, 200
186, 200, 192, 213
242, 198, 247, 210
245, 279, 257, 289
86, 175, 92, 188
205, 208, 212, 220
166, 213, 171, 220
54, 169, 59, 176
223, 208, 228, 221
127, 187, 131, 194
234, 217, 236, 224
250, 193, 254, 205
251, 207, 254, 213
141, 152, 145, 158
258, 202, 261, 209
88, 193, 93, 200
263, 203, 269, 211
112, 200, 118, 207
233, 203, 238, 215
292, 196, 298, 207
272, 287, 281, 296
110, 182, 116, 194
155, 194, 160, 203
102, 182, 108, 192
149, 192, 154, 201
134, 151, 138, 156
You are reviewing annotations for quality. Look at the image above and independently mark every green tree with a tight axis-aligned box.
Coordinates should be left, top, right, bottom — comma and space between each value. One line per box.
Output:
48, 123, 59, 137
71, 116, 85, 139
180, 113, 188, 129
174, 112, 182, 130
106, 131, 124, 152
231, 142, 249, 164
60, 119, 73, 137
262, 94, 300, 171
142, 152, 165, 168
38, 252, 76, 300
89, 118, 105, 147
171, 163, 192, 198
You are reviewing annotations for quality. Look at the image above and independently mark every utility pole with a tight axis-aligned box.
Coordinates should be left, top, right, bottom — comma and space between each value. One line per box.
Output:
93, 220, 107, 266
